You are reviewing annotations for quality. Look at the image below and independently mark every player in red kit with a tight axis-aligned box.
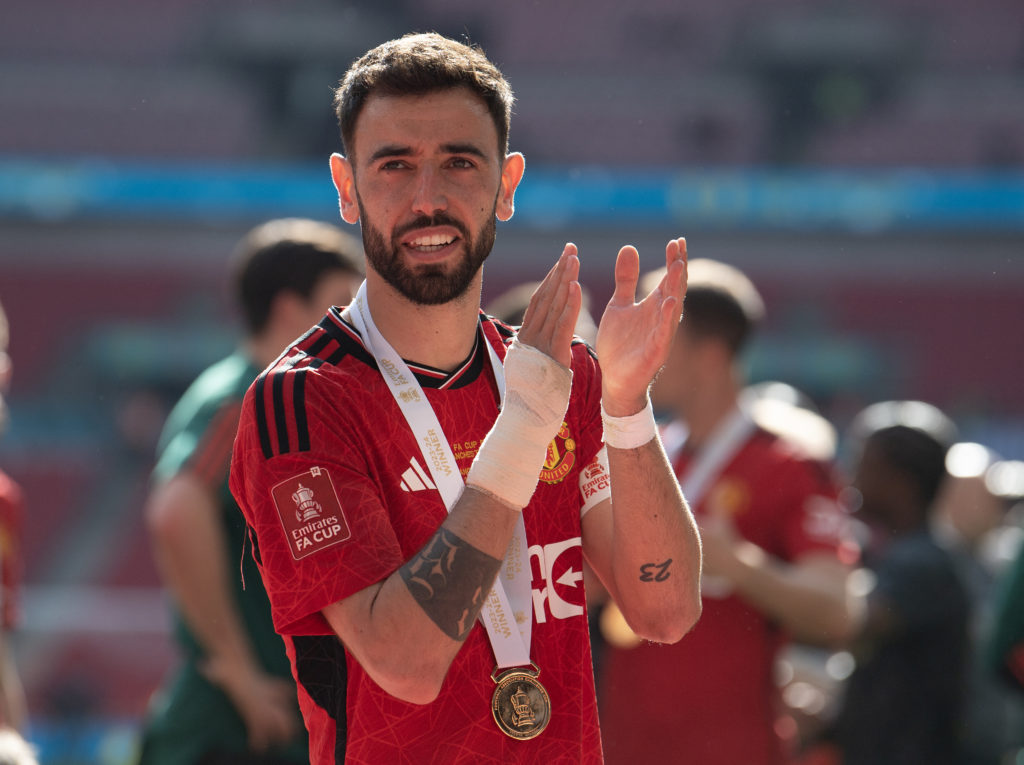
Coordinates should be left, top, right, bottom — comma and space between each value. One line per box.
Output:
598, 259, 859, 765
230, 32, 703, 764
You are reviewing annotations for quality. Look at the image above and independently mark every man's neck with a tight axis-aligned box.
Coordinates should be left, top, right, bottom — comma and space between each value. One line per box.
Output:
354, 273, 484, 372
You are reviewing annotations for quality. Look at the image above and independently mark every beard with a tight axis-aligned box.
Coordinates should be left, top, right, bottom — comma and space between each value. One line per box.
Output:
358, 194, 497, 306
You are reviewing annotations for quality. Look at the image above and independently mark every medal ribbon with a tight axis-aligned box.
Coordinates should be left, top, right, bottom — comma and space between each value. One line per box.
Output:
663, 404, 755, 599
350, 282, 533, 668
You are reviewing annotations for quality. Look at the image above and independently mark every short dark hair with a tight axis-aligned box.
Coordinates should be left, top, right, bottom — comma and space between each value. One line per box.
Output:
230, 218, 363, 336
852, 400, 957, 511
643, 258, 764, 355
333, 32, 515, 158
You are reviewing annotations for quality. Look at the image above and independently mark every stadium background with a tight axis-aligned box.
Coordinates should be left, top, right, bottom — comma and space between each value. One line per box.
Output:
0, 0, 1022, 761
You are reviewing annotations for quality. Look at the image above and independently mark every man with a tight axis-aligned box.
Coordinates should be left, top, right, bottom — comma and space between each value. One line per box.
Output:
598, 258, 858, 765
229, 33, 702, 764
832, 401, 969, 764
0, 299, 26, 732
140, 219, 364, 765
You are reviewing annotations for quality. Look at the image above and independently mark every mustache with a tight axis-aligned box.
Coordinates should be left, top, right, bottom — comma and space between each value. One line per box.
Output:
393, 214, 468, 241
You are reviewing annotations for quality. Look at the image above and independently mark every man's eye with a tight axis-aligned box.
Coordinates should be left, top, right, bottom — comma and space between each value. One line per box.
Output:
449, 158, 474, 169
381, 160, 408, 170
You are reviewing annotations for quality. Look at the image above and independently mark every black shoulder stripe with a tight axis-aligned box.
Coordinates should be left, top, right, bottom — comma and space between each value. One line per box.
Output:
291, 358, 323, 454
272, 360, 291, 455
255, 354, 314, 459
304, 329, 335, 359
254, 371, 274, 460
317, 314, 376, 369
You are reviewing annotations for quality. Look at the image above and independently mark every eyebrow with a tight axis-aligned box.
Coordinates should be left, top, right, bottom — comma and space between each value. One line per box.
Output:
367, 142, 489, 163
441, 142, 487, 159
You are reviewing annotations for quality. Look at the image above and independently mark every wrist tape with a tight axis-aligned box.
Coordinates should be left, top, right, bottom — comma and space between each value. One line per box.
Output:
601, 398, 657, 450
466, 340, 572, 509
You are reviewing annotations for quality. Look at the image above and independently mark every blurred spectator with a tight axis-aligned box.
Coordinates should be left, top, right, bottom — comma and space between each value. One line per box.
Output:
831, 401, 969, 765
985, 461, 1024, 756
598, 259, 858, 765
933, 445, 1024, 764
0, 300, 27, 733
484, 279, 599, 345
0, 728, 38, 765
138, 219, 363, 765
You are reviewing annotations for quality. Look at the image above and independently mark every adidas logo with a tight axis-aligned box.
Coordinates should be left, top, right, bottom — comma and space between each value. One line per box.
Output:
400, 456, 437, 493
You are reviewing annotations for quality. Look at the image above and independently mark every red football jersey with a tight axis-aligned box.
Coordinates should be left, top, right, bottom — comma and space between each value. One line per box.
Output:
600, 425, 852, 765
0, 469, 23, 631
231, 310, 607, 764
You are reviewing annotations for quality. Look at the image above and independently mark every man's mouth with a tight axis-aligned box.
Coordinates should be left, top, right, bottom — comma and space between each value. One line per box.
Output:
406, 233, 458, 252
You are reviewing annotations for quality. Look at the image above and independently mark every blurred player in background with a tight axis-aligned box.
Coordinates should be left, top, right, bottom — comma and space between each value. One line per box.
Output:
0, 299, 27, 733
138, 219, 363, 765
598, 259, 858, 765
831, 401, 969, 765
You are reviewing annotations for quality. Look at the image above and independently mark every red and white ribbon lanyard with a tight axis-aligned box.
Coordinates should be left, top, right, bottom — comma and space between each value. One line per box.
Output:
350, 282, 533, 669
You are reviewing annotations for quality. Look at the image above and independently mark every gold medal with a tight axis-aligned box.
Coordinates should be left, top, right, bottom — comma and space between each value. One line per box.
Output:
491, 664, 551, 740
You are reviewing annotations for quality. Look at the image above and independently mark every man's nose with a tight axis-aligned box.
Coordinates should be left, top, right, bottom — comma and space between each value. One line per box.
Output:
410, 166, 448, 217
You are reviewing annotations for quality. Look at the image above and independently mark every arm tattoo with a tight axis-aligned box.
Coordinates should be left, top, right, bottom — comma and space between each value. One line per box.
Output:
639, 559, 673, 582
399, 528, 502, 642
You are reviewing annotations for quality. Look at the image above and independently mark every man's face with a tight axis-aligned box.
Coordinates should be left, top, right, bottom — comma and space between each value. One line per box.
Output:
358, 189, 496, 305
851, 438, 896, 528
650, 326, 702, 416
332, 87, 523, 306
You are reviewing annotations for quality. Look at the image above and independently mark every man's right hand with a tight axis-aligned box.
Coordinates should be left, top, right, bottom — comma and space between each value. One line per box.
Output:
516, 243, 582, 368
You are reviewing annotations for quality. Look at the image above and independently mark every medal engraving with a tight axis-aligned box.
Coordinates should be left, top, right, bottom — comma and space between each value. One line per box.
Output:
491, 666, 551, 740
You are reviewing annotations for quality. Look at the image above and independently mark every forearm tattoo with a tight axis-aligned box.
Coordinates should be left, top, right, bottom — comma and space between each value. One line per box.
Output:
639, 558, 673, 582
399, 528, 503, 642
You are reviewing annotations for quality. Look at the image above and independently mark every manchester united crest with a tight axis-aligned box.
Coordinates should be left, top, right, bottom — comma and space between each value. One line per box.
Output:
539, 421, 575, 484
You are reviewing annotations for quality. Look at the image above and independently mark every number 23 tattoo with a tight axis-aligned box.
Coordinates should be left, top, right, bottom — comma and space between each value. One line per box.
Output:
639, 558, 673, 582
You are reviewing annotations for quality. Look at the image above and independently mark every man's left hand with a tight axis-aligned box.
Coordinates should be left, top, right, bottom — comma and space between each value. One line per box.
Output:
596, 238, 687, 415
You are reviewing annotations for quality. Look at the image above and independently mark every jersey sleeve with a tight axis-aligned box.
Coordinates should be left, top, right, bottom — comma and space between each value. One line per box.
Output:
570, 341, 611, 516
771, 448, 854, 563
231, 363, 404, 636
0, 476, 23, 630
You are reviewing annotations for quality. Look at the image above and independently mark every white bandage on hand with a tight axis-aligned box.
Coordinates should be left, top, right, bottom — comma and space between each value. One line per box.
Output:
601, 398, 657, 450
466, 340, 573, 510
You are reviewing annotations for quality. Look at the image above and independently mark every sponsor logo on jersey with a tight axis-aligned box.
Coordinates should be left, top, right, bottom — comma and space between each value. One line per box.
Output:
529, 536, 585, 623
580, 458, 610, 503
539, 422, 576, 484
400, 456, 437, 493
271, 466, 351, 560
803, 495, 847, 543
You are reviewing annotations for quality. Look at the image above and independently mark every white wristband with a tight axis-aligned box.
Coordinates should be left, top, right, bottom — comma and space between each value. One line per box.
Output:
466, 340, 573, 510
601, 398, 657, 450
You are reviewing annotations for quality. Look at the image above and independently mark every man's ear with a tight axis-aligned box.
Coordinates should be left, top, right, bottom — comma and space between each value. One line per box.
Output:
495, 152, 525, 222
330, 153, 360, 225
